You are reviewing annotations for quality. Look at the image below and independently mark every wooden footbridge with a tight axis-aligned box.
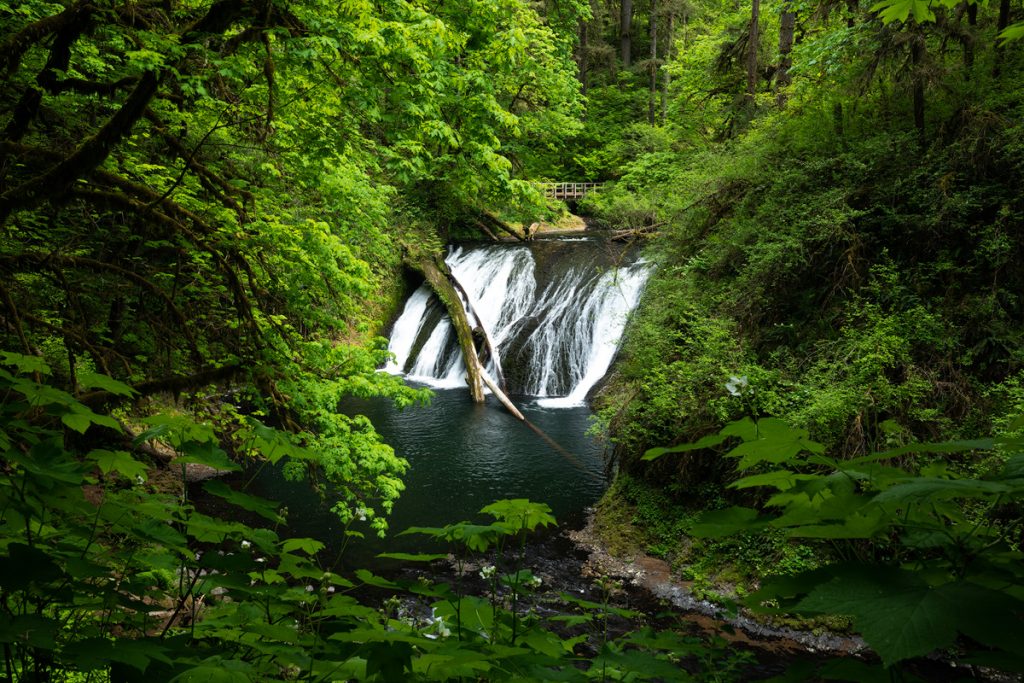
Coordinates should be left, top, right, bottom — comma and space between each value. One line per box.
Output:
540, 182, 604, 200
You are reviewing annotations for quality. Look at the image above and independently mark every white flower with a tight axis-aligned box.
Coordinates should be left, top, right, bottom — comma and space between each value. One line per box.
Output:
725, 375, 749, 397
255, 557, 266, 563
435, 617, 451, 638
327, 586, 336, 594
240, 540, 251, 549
526, 575, 542, 589
305, 585, 314, 592
356, 507, 368, 522
479, 565, 496, 580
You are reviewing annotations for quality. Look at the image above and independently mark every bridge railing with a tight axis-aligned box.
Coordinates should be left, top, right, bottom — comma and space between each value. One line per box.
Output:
538, 182, 603, 199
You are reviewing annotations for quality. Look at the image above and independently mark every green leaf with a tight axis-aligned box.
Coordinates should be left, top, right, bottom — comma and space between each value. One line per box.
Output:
169, 657, 255, 682
872, 0, 911, 22
89, 449, 148, 481
280, 537, 325, 555
519, 629, 567, 658
691, 506, 765, 537
725, 419, 824, 470
643, 432, 728, 460
852, 438, 995, 464
0, 615, 62, 649
797, 569, 953, 665
61, 411, 94, 433
591, 644, 688, 679
243, 417, 316, 463
203, 480, 283, 523
480, 498, 556, 531
0, 543, 64, 590
720, 416, 758, 440
354, 569, 401, 589
0, 351, 50, 375
9, 439, 88, 484
873, 477, 1012, 504
999, 21, 1024, 44
77, 370, 136, 396
375, 552, 448, 562
365, 641, 414, 681
62, 638, 172, 672
730, 469, 818, 491
60, 404, 122, 434
176, 440, 240, 472
432, 596, 495, 634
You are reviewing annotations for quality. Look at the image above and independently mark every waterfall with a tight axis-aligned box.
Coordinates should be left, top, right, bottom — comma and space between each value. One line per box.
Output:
385, 240, 650, 407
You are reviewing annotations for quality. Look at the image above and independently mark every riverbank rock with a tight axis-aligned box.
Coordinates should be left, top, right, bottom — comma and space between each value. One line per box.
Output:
567, 509, 868, 657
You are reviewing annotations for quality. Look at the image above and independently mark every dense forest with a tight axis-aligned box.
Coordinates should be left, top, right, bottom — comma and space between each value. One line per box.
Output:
1, 0, 1023, 680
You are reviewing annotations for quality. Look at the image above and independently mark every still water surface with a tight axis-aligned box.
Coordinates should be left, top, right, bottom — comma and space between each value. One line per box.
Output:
243, 386, 607, 569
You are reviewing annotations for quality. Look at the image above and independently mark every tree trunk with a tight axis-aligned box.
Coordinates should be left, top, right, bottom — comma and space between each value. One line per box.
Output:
648, 0, 658, 124
961, 0, 976, 70
620, 0, 633, 68
578, 17, 590, 95
479, 211, 525, 241
776, 2, 795, 107
413, 255, 485, 402
746, 0, 760, 108
994, 0, 1010, 77
417, 257, 525, 419
662, 10, 675, 123
479, 369, 525, 421
911, 33, 926, 148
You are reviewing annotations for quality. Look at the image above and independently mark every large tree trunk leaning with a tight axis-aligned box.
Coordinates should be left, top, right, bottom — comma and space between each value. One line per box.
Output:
410, 254, 525, 421
447, 271, 506, 389
413, 255, 485, 402
479, 368, 526, 421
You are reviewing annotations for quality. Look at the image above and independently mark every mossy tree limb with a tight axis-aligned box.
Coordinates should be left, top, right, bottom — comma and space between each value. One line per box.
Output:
411, 254, 486, 402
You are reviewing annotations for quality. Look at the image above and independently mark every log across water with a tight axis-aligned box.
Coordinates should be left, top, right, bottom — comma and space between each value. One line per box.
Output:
411, 254, 486, 403
409, 253, 525, 421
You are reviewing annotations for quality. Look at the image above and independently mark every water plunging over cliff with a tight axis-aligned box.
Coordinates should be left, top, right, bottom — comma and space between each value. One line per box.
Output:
386, 239, 650, 406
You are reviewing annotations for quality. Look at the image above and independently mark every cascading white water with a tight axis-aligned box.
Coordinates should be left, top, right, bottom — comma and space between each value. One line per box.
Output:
385, 241, 650, 407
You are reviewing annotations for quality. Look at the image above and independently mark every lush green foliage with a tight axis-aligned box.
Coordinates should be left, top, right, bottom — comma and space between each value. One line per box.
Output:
592, 11, 1024, 463
4, 0, 1024, 678
646, 416, 1024, 671
577, 0, 1024, 673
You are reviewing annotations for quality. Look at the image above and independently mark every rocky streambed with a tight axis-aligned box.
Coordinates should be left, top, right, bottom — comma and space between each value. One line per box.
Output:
377, 510, 1004, 682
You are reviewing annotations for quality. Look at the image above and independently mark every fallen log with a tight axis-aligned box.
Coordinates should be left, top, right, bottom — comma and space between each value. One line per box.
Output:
447, 271, 507, 390
406, 252, 527, 420
479, 210, 525, 242
480, 367, 525, 421
610, 222, 665, 242
410, 254, 485, 402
